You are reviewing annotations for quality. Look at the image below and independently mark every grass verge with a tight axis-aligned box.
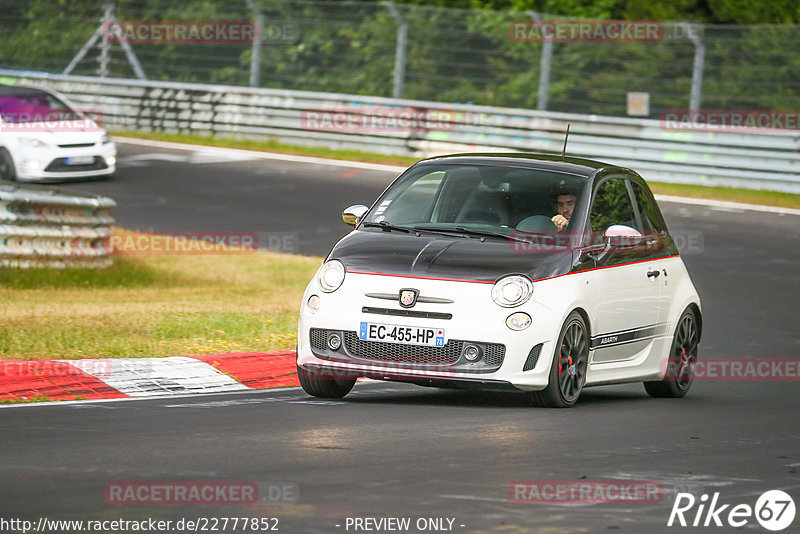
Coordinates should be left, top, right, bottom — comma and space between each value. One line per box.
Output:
0, 248, 320, 361
648, 182, 800, 210
112, 130, 800, 210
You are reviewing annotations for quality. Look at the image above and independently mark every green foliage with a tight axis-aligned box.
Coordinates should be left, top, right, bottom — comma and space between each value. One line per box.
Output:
0, 0, 798, 116
706, 0, 800, 24
589, 178, 635, 232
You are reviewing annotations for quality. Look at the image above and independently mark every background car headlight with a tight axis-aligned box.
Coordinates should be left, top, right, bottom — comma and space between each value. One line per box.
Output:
18, 138, 50, 149
317, 260, 346, 293
492, 275, 533, 307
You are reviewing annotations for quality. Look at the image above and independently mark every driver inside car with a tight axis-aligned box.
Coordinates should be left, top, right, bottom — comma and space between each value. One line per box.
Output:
551, 191, 577, 231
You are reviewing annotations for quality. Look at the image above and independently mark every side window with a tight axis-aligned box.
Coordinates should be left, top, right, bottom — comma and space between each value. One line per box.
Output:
631, 180, 679, 257
631, 181, 665, 233
589, 178, 639, 235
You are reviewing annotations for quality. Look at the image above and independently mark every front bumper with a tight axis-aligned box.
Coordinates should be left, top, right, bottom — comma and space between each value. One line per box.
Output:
297, 272, 563, 391
14, 143, 116, 182
303, 360, 522, 392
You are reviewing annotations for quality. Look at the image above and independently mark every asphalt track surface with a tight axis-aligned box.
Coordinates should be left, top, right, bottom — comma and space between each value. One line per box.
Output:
1, 141, 799, 533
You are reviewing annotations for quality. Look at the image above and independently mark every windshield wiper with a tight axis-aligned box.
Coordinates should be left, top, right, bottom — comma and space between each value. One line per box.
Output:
412, 225, 531, 244
362, 221, 410, 233
410, 226, 467, 237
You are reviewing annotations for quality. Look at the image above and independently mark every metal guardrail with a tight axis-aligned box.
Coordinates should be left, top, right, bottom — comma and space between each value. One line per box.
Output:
0, 181, 115, 268
2, 69, 799, 193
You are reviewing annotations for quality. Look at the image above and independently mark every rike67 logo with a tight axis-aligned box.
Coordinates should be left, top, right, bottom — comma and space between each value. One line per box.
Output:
668, 490, 796, 531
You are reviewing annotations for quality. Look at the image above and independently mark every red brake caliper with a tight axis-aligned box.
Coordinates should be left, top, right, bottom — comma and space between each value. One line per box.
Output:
559, 344, 565, 374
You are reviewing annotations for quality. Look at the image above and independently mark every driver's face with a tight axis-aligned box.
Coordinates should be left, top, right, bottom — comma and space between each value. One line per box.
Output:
557, 194, 577, 220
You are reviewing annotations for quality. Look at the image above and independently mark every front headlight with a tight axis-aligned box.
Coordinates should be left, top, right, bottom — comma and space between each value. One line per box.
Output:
306, 295, 321, 313
18, 138, 50, 149
317, 260, 346, 293
491, 275, 533, 308
102, 133, 111, 144
506, 312, 532, 331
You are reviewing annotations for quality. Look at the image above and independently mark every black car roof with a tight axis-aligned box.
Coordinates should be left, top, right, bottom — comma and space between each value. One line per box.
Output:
0, 85, 53, 98
418, 152, 632, 179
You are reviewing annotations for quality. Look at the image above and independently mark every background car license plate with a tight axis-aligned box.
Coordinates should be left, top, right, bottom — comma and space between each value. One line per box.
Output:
65, 156, 94, 165
359, 322, 446, 347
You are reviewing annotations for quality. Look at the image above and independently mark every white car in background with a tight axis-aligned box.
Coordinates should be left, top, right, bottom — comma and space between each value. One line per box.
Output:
297, 153, 703, 407
0, 85, 116, 182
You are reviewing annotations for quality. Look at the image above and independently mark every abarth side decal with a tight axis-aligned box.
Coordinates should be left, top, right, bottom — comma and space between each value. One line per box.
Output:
590, 323, 669, 349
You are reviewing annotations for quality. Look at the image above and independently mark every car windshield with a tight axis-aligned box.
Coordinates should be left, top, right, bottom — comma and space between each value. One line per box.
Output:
362, 162, 586, 241
0, 89, 76, 123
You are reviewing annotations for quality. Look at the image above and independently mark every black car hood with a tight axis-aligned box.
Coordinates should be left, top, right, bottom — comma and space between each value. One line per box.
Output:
328, 229, 574, 282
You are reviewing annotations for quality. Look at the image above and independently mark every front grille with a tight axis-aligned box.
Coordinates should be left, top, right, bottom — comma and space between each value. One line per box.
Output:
44, 157, 107, 173
58, 143, 95, 148
344, 331, 461, 365
523, 343, 543, 371
361, 307, 452, 320
310, 328, 328, 350
309, 328, 505, 369
484, 344, 506, 367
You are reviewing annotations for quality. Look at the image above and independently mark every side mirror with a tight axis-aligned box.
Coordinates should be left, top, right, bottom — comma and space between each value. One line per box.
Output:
342, 204, 369, 228
590, 225, 643, 264
603, 225, 644, 248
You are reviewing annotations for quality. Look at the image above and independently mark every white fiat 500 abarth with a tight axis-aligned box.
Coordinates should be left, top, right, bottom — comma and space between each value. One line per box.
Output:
297, 153, 702, 407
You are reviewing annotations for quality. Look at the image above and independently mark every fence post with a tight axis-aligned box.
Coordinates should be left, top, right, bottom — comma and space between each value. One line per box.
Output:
384, 2, 408, 99
245, 0, 263, 87
64, 1, 146, 80
98, 2, 114, 78
528, 11, 552, 111
683, 22, 705, 112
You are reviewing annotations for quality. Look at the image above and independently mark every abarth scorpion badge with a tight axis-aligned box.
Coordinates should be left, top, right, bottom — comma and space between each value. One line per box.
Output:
399, 289, 419, 308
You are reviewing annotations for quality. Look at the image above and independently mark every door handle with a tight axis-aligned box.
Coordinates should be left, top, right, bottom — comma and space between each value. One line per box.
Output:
647, 269, 660, 279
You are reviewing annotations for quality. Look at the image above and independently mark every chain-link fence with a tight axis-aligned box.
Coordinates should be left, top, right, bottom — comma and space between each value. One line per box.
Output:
1, 0, 799, 118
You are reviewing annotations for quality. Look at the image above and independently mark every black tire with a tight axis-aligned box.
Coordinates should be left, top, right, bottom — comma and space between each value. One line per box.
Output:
529, 311, 589, 408
0, 148, 17, 181
644, 309, 699, 398
297, 364, 356, 399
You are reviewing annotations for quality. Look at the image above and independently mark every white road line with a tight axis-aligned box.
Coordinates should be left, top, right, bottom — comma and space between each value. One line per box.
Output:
0, 386, 307, 409
116, 136, 407, 173
654, 194, 800, 216
120, 153, 188, 162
